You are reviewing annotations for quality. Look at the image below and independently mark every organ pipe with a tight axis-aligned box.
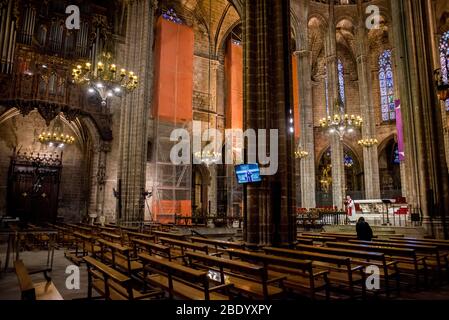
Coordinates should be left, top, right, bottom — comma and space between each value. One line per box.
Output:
0, 0, 16, 74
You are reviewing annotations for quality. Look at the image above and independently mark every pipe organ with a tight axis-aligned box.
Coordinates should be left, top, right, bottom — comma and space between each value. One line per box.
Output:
0, 0, 17, 74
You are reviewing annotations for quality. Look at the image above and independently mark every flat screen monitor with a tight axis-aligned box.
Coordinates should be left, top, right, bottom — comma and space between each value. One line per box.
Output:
235, 164, 262, 184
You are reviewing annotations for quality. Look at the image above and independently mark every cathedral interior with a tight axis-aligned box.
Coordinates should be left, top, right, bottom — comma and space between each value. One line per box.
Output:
1, 0, 449, 303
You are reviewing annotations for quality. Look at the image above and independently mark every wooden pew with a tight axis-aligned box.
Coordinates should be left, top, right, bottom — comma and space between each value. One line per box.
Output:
14, 260, 63, 300
131, 238, 172, 261
124, 231, 156, 244
185, 251, 285, 300
297, 235, 337, 244
84, 256, 161, 300
295, 244, 400, 296
65, 232, 100, 265
224, 249, 329, 300
326, 242, 428, 288
100, 231, 122, 244
139, 253, 231, 300
153, 231, 186, 241
159, 237, 209, 261
96, 239, 143, 276
190, 236, 245, 252
350, 239, 448, 284
263, 247, 366, 299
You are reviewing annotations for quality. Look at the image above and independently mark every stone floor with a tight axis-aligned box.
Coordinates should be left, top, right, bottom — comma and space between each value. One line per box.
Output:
1, 248, 449, 300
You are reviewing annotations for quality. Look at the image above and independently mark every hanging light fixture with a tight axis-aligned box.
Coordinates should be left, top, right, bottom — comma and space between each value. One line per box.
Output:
72, 52, 139, 107
194, 0, 221, 166
38, 115, 75, 149
319, 99, 363, 141
358, 138, 379, 148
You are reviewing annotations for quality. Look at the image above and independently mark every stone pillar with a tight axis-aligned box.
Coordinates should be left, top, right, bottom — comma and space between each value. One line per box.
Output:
391, 0, 449, 238
325, 1, 345, 209
355, 0, 381, 200
243, 0, 296, 246
208, 60, 221, 217
89, 141, 111, 220
116, 0, 156, 223
293, 0, 316, 209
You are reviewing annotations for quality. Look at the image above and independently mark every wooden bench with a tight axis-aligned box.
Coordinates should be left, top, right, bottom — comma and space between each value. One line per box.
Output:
96, 239, 143, 276
159, 237, 209, 260
296, 244, 400, 296
84, 256, 161, 300
139, 253, 231, 300
14, 260, 63, 300
350, 239, 448, 285
124, 231, 156, 244
326, 242, 428, 288
100, 231, 122, 244
225, 249, 329, 299
153, 231, 186, 241
185, 251, 285, 300
297, 235, 337, 244
131, 238, 172, 261
190, 236, 245, 252
263, 247, 366, 299
65, 232, 100, 265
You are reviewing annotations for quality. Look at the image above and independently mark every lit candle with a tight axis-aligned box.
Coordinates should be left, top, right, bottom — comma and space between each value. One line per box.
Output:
97, 62, 104, 71
110, 64, 117, 72
120, 69, 126, 77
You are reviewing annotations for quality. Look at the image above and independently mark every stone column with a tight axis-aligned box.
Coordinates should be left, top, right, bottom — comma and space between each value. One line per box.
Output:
325, 1, 345, 209
391, 0, 449, 238
293, 0, 316, 209
355, 0, 381, 200
208, 60, 221, 217
243, 0, 296, 246
116, 0, 156, 223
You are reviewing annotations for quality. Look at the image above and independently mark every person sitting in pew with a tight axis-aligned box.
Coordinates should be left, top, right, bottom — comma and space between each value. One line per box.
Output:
356, 217, 373, 241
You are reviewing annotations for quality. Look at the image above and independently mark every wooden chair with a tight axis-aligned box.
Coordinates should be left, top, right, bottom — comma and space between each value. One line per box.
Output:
14, 260, 63, 300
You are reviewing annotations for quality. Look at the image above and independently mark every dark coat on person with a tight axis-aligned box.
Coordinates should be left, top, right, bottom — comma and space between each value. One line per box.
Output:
356, 220, 373, 241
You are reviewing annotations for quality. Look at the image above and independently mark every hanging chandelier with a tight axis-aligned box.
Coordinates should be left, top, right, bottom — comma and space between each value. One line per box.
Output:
319, 100, 363, 141
195, 0, 221, 167
194, 148, 222, 166
358, 138, 379, 148
295, 147, 309, 159
72, 52, 139, 106
38, 115, 75, 148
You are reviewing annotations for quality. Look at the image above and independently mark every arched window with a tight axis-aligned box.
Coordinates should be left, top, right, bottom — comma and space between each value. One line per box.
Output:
379, 49, 396, 121
162, 8, 183, 24
337, 59, 346, 109
439, 30, 449, 110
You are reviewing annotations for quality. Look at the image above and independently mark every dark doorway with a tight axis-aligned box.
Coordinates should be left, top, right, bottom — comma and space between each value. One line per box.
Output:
7, 150, 62, 225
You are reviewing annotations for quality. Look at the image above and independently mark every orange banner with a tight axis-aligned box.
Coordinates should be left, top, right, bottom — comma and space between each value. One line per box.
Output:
225, 40, 243, 130
153, 17, 194, 123
292, 56, 301, 140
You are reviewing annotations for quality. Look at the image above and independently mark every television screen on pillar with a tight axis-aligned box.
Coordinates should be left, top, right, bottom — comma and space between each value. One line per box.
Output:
235, 164, 262, 184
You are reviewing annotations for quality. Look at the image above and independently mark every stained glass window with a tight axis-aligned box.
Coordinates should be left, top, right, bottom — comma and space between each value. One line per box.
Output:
162, 8, 183, 24
344, 153, 354, 168
379, 50, 396, 121
337, 59, 345, 112
439, 30, 449, 111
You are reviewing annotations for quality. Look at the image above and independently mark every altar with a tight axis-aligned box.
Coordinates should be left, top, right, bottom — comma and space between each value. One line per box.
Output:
354, 199, 410, 226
